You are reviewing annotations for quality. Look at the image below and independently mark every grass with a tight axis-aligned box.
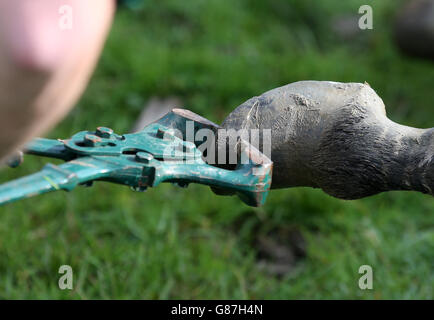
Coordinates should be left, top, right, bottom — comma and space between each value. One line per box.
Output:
0, 0, 432, 299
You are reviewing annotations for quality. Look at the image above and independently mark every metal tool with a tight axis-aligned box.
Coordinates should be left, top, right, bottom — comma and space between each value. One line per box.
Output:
0, 109, 272, 207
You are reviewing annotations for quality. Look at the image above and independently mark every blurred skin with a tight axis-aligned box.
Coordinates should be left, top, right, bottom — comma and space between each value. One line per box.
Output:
0, 0, 115, 161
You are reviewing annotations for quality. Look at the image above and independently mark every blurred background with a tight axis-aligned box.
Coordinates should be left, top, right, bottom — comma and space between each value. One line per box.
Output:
0, 0, 433, 299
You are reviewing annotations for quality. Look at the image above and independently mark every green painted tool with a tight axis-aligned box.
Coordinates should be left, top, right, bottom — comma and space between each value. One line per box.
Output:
0, 109, 272, 207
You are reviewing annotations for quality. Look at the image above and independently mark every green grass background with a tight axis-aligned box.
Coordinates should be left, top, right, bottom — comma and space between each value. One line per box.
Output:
0, 0, 433, 299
